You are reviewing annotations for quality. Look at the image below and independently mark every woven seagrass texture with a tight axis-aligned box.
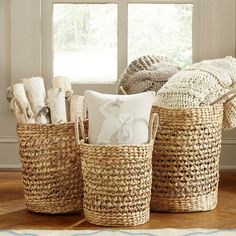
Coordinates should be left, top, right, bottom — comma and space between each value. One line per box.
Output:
151, 105, 224, 212
78, 114, 158, 226
81, 144, 153, 226
16, 120, 88, 214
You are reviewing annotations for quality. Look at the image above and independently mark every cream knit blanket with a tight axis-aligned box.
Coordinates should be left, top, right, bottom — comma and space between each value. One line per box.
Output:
155, 56, 236, 130
118, 55, 180, 94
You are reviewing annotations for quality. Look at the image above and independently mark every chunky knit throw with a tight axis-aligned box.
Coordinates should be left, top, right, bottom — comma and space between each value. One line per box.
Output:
117, 55, 180, 94
155, 56, 236, 130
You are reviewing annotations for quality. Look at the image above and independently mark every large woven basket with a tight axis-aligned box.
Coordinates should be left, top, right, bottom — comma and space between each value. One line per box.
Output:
16, 120, 88, 214
151, 90, 236, 212
76, 114, 158, 226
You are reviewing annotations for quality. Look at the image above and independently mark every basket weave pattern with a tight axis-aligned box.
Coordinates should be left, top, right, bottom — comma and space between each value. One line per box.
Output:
16, 122, 87, 214
79, 114, 158, 226
81, 145, 153, 226
151, 105, 223, 212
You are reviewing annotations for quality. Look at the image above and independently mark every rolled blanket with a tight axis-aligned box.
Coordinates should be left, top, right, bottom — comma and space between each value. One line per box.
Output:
155, 56, 236, 130
117, 55, 180, 94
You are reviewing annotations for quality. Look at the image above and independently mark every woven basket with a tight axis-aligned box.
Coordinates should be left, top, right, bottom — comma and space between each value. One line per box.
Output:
76, 113, 158, 226
16, 120, 88, 214
151, 89, 236, 212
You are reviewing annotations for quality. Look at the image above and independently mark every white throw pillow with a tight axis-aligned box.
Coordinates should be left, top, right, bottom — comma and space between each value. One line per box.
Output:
84, 90, 155, 145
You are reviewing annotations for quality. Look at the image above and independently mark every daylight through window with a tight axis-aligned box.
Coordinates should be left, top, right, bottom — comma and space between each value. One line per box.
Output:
128, 4, 193, 67
53, 3, 193, 83
53, 4, 117, 83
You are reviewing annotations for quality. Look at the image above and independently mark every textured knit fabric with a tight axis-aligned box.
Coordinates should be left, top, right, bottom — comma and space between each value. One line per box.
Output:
155, 56, 236, 130
117, 55, 180, 94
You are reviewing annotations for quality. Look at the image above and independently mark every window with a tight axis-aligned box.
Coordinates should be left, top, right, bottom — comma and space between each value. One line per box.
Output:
44, 0, 193, 86
128, 4, 193, 67
53, 4, 117, 83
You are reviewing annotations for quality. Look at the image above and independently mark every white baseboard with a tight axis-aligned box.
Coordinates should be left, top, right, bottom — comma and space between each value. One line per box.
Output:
222, 139, 236, 145
0, 164, 20, 169
220, 165, 236, 170
0, 136, 17, 143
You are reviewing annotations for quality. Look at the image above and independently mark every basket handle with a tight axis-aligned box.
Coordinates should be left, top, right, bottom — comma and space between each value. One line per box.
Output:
210, 88, 236, 106
75, 114, 86, 145
83, 98, 88, 120
118, 86, 128, 95
148, 113, 159, 143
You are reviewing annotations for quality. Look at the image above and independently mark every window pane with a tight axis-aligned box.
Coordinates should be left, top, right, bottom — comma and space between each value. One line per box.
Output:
128, 4, 193, 67
53, 4, 117, 83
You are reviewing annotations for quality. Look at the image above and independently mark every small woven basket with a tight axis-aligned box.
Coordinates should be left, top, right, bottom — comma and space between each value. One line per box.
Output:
151, 90, 236, 212
76, 113, 158, 226
16, 120, 88, 214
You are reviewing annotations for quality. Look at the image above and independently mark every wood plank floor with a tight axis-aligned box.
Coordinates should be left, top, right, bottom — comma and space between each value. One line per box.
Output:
0, 170, 236, 230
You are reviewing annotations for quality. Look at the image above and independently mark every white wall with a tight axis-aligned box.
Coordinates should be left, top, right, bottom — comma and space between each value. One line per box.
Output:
0, 0, 20, 168
0, 0, 236, 169
193, 0, 235, 62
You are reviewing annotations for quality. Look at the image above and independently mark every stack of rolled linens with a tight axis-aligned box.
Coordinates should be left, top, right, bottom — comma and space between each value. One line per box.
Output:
6, 76, 86, 124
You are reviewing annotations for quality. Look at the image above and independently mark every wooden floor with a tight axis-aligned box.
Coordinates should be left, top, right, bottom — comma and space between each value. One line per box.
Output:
0, 170, 236, 230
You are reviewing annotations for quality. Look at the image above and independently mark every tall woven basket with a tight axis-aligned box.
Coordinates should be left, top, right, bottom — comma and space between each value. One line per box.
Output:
151, 90, 236, 212
16, 120, 88, 214
76, 114, 158, 226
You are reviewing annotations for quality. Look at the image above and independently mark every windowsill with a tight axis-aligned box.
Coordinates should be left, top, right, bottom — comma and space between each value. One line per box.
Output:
72, 81, 117, 85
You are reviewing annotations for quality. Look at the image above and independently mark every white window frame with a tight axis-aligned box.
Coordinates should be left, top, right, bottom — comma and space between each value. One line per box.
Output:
10, 0, 236, 93
41, 0, 196, 93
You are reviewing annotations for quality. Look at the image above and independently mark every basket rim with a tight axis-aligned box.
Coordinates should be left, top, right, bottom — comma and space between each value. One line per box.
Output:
80, 140, 154, 148
152, 103, 223, 110
16, 119, 88, 127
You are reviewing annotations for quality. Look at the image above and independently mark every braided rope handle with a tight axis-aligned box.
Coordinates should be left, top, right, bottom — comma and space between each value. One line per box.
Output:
83, 98, 88, 120
75, 115, 86, 145
148, 113, 159, 143
75, 113, 158, 145
118, 86, 128, 95
210, 88, 236, 106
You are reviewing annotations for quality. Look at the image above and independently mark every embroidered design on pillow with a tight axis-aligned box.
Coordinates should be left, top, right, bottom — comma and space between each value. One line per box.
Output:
85, 90, 155, 144
111, 114, 133, 144
97, 99, 134, 145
